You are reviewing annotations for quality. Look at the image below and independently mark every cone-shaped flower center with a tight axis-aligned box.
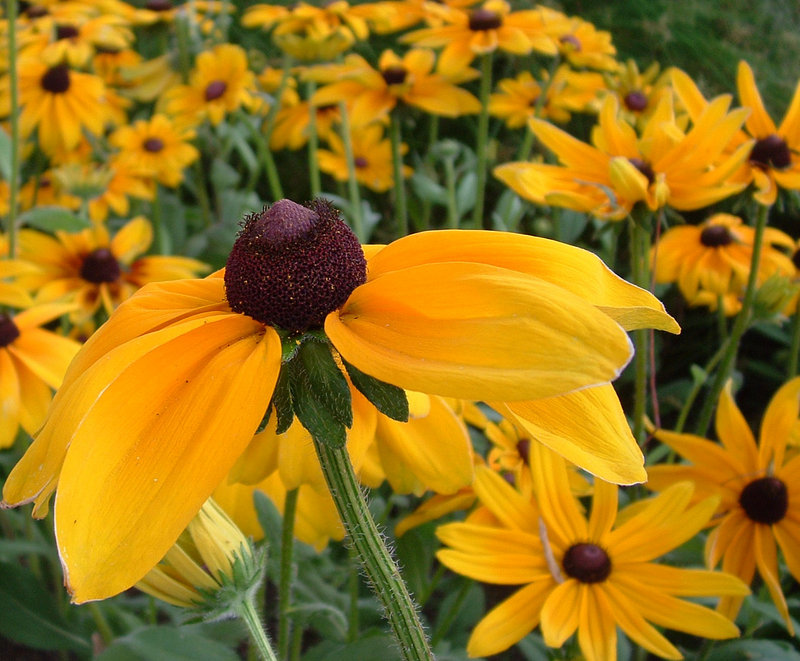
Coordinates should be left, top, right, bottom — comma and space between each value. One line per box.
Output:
469, 8, 502, 31
700, 224, 734, 247
145, 0, 172, 10
224, 199, 366, 332
382, 65, 407, 86
624, 90, 648, 112
629, 157, 655, 184
0, 314, 20, 347
41, 64, 71, 94
143, 137, 165, 153
749, 134, 791, 170
80, 248, 121, 283
739, 476, 788, 524
56, 24, 79, 40
562, 543, 611, 583
205, 80, 228, 101
560, 34, 582, 51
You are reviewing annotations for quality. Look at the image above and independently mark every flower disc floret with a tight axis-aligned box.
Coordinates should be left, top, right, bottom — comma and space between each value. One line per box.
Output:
749, 134, 791, 170
80, 248, 121, 284
699, 225, 734, 247
739, 476, 788, 524
561, 542, 611, 583
624, 90, 648, 112
224, 199, 366, 331
41, 65, 70, 93
205, 81, 228, 101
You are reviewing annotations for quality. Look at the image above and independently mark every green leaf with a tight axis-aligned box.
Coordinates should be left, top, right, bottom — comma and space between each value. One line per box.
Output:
288, 365, 347, 448
303, 633, 403, 661
343, 360, 408, 422
17, 206, 92, 232
96, 625, 241, 661
0, 561, 91, 653
297, 339, 352, 428
271, 367, 294, 434
704, 640, 800, 661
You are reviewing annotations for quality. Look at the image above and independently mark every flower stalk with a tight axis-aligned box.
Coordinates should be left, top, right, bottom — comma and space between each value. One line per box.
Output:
5, 0, 19, 257
277, 488, 299, 660
470, 53, 493, 229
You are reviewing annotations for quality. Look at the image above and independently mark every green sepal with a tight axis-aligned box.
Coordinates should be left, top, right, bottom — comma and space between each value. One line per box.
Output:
278, 330, 303, 363
343, 359, 409, 422
288, 365, 347, 448
271, 367, 294, 435
296, 337, 353, 428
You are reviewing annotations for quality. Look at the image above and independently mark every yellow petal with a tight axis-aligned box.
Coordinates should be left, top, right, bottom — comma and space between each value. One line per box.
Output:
471, 464, 539, 532
503, 384, 646, 485
54, 317, 280, 602
327, 262, 634, 401
716, 380, 759, 470
758, 376, 800, 470
578, 585, 617, 661
0, 350, 21, 449
737, 60, 777, 137
608, 156, 649, 204
540, 580, 582, 647
110, 216, 153, 265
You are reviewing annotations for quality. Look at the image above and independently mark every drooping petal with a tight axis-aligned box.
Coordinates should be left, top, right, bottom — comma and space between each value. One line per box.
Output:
327, 261, 634, 402
53, 316, 281, 602
716, 380, 759, 470
753, 523, 792, 632
502, 383, 645, 485
737, 60, 777, 137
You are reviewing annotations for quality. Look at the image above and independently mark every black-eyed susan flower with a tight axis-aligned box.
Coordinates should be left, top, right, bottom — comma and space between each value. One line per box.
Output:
495, 94, 751, 221
109, 114, 199, 188
0, 301, 80, 448
648, 378, 800, 632
437, 445, 748, 659
551, 16, 618, 71
35, 13, 134, 68
162, 44, 256, 128
3, 199, 677, 602
16, 216, 208, 322
652, 213, 795, 308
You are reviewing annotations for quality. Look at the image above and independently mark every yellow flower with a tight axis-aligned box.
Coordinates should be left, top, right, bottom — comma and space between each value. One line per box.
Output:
317, 123, 411, 193
437, 446, 748, 659
270, 97, 340, 151
552, 16, 618, 71
648, 378, 800, 632
495, 94, 751, 220
310, 49, 480, 127
36, 13, 134, 68
15, 216, 208, 322
0, 302, 80, 448
652, 212, 795, 306
3, 199, 676, 602
602, 59, 672, 126
109, 114, 199, 188
162, 44, 256, 128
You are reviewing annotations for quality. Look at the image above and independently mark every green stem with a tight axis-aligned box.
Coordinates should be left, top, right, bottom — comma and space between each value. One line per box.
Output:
337, 102, 364, 242
86, 603, 114, 645
787, 305, 800, 379
673, 341, 728, 434
390, 112, 408, 237
470, 53, 493, 230
278, 488, 299, 661
430, 577, 472, 647
443, 154, 459, 229
237, 597, 280, 661
694, 203, 770, 436
152, 184, 166, 254
716, 295, 728, 342
347, 545, 360, 642
312, 440, 433, 661
5, 0, 19, 258
628, 217, 652, 444
190, 160, 213, 227
306, 80, 321, 198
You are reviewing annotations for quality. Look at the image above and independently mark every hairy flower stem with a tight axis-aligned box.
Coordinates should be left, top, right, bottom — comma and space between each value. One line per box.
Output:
237, 596, 280, 661
278, 488, 299, 660
694, 203, 770, 436
5, 0, 19, 257
313, 439, 434, 661
470, 53, 493, 229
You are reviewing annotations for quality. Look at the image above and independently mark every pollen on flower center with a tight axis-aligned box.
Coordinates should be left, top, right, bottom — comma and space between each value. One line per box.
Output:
469, 8, 502, 31
205, 80, 228, 101
143, 137, 165, 153
739, 476, 788, 524
749, 134, 791, 170
562, 542, 612, 583
628, 157, 655, 184
80, 248, 122, 283
624, 90, 648, 112
0, 314, 20, 347
382, 66, 408, 86
41, 64, 71, 94
224, 199, 367, 332
700, 224, 734, 247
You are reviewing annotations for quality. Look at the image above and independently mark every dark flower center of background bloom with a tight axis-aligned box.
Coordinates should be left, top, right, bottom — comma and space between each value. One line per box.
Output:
143, 137, 165, 153
145, 0, 172, 10
0, 314, 21, 347
749, 134, 791, 170
80, 248, 121, 284
95, 45, 121, 55
560, 35, 582, 51
204, 81, 227, 101
41, 65, 71, 94
382, 66, 407, 86
562, 543, 611, 583
354, 156, 369, 169
22, 3, 49, 18
792, 249, 800, 270
515, 439, 530, 464
739, 476, 788, 524
469, 9, 502, 31
624, 90, 648, 112
628, 157, 655, 184
224, 199, 367, 332
56, 24, 79, 40
700, 224, 734, 247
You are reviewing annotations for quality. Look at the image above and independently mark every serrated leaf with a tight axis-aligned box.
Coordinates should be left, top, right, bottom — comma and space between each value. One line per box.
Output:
288, 366, 346, 447
343, 360, 408, 422
18, 206, 92, 232
96, 625, 241, 661
0, 561, 91, 653
297, 339, 352, 427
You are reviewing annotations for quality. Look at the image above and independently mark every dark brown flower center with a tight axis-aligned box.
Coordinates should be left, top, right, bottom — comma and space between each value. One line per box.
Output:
469, 8, 502, 31
382, 66, 407, 86
145, 0, 173, 10
699, 224, 734, 247
562, 543, 611, 583
80, 248, 121, 283
560, 34, 582, 51
56, 24, 79, 40
792, 249, 800, 270
204, 80, 228, 101
354, 156, 369, 169
515, 438, 530, 464
739, 476, 788, 524
0, 314, 21, 347
143, 137, 165, 153
21, 2, 48, 18
629, 157, 655, 184
224, 199, 367, 332
749, 134, 791, 170
624, 90, 648, 112
41, 64, 71, 94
